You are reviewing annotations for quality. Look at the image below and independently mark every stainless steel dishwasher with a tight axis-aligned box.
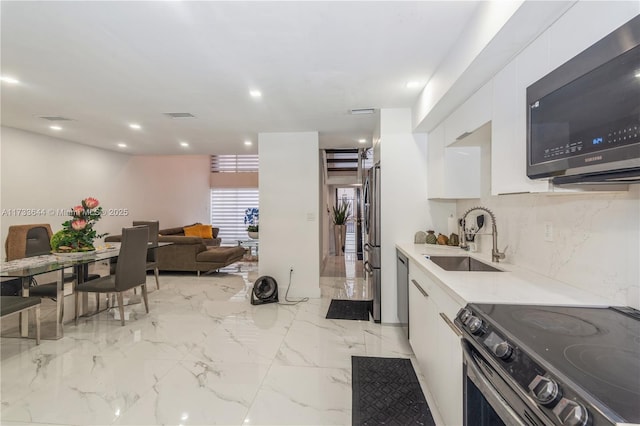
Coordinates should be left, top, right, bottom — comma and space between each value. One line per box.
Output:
396, 250, 409, 338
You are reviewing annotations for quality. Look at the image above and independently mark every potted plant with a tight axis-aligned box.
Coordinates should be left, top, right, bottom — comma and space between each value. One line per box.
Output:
244, 207, 259, 239
332, 200, 350, 255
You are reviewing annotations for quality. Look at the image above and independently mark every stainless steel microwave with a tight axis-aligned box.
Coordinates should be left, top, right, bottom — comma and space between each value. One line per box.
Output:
526, 15, 640, 185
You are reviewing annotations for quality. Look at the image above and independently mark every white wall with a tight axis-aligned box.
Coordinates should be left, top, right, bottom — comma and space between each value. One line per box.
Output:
1, 126, 210, 259
379, 109, 455, 323
258, 132, 320, 298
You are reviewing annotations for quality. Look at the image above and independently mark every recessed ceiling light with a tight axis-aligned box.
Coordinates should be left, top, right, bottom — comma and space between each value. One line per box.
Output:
49, 125, 62, 131
129, 123, 142, 130
117, 143, 127, 148
249, 90, 262, 98
358, 139, 366, 144
406, 81, 423, 89
180, 141, 189, 147
244, 140, 252, 146
0, 76, 20, 84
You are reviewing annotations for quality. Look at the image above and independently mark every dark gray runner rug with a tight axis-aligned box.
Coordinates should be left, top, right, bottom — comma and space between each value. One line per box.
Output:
325, 299, 371, 320
352, 356, 436, 426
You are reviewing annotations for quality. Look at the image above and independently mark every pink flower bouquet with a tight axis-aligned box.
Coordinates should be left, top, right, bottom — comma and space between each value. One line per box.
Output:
50, 197, 107, 252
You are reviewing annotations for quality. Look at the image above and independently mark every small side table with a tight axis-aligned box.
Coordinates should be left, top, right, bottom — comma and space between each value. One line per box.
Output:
237, 240, 259, 260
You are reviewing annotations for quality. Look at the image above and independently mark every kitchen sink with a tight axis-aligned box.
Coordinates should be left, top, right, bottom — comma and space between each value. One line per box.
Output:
427, 256, 503, 272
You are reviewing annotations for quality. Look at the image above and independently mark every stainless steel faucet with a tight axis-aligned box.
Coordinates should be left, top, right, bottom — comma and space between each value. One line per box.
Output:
459, 206, 507, 262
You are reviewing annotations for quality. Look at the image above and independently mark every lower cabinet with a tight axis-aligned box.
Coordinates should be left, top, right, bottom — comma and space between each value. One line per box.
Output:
408, 260, 463, 426
409, 276, 438, 382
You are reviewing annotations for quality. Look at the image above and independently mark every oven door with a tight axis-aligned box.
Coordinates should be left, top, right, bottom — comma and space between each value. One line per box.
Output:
462, 339, 549, 426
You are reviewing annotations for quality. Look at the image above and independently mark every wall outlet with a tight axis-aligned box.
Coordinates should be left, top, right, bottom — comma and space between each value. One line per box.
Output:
543, 221, 553, 242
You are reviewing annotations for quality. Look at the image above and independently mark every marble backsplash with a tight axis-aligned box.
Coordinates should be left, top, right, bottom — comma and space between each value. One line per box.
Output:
457, 185, 640, 309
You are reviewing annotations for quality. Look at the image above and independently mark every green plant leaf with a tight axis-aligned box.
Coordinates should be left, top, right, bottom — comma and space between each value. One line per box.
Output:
332, 200, 351, 225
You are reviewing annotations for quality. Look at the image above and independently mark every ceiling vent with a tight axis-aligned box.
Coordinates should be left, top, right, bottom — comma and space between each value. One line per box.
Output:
39, 116, 73, 121
164, 112, 196, 119
349, 108, 376, 115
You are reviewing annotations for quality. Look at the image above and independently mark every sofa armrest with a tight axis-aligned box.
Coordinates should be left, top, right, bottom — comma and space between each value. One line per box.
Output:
203, 237, 222, 247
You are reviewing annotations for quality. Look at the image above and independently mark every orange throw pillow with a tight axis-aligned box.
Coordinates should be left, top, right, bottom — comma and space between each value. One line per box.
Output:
197, 224, 213, 239
183, 224, 213, 239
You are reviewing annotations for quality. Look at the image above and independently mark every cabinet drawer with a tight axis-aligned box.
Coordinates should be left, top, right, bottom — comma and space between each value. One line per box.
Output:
408, 260, 434, 295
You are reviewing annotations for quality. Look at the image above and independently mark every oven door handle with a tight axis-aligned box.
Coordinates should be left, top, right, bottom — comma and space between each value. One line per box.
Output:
462, 340, 528, 426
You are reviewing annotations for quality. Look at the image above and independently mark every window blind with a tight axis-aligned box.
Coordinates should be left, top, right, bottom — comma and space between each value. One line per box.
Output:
210, 188, 259, 244
211, 155, 259, 172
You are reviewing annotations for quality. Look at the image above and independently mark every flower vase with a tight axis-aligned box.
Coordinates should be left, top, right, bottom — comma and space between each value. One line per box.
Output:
248, 231, 259, 240
333, 224, 346, 256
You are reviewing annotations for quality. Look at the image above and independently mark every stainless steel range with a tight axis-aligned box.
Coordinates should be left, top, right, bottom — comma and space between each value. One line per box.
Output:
455, 304, 640, 426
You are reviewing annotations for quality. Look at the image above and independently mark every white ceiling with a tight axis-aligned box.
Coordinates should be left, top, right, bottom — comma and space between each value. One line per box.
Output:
0, 1, 479, 155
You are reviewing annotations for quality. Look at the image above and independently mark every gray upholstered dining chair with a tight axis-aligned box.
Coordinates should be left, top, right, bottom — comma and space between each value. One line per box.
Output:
133, 220, 160, 290
4, 224, 92, 323
75, 226, 149, 326
7, 224, 100, 325
4, 224, 53, 261
0, 296, 41, 344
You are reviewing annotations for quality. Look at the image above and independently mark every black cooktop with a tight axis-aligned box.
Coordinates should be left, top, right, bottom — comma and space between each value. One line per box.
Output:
473, 304, 640, 424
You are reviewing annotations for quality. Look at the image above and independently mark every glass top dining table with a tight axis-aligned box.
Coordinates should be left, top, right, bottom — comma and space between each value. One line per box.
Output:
0, 246, 122, 278
0, 242, 168, 340
0, 245, 126, 340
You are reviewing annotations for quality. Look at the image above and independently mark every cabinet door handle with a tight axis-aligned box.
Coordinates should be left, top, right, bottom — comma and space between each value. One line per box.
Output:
411, 279, 429, 298
440, 312, 462, 337
398, 257, 406, 265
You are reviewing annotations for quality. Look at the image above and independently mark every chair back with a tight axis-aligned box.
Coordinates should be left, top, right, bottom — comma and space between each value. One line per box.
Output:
133, 220, 159, 262
5, 224, 54, 261
114, 226, 149, 292
25, 227, 52, 257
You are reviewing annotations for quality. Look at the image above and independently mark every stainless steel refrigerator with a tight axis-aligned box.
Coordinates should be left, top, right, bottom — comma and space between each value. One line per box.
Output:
363, 162, 381, 323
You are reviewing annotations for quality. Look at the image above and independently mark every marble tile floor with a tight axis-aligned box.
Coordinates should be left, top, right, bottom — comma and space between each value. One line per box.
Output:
0, 261, 435, 426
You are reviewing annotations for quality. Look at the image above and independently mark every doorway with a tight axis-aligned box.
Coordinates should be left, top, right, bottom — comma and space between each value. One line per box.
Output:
335, 187, 361, 256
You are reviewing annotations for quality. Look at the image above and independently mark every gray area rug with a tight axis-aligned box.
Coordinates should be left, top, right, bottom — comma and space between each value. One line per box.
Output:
326, 299, 371, 320
352, 356, 436, 426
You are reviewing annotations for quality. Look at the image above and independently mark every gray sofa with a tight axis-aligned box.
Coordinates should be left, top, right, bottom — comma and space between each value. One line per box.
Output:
106, 224, 245, 274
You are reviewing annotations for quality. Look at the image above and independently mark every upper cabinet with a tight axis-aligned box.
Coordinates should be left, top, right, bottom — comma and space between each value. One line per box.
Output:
491, 38, 550, 195
428, 121, 490, 200
427, 81, 492, 200
444, 81, 493, 147
424, 5, 636, 198
427, 123, 446, 199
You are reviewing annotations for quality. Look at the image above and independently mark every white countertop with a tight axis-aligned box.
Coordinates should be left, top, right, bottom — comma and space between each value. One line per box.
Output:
396, 243, 615, 307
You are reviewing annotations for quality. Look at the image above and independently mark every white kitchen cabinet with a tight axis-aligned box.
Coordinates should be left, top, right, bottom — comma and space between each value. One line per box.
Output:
408, 273, 438, 383
491, 49, 549, 195
408, 260, 464, 426
427, 123, 445, 199
444, 81, 493, 147
427, 123, 483, 200
427, 80, 492, 200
